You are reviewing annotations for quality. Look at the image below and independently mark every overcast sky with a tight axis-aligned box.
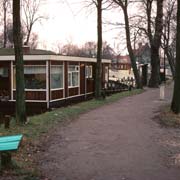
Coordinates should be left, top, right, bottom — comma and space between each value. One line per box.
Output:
33, 0, 125, 52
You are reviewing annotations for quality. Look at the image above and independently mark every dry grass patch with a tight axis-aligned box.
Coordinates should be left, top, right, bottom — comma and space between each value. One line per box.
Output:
158, 106, 180, 128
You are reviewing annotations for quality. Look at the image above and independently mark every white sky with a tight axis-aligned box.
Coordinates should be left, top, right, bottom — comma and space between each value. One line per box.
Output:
32, 0, 125, 52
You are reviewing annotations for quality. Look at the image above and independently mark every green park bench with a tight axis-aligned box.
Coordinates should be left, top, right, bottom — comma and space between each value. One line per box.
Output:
0, 134, 23, 169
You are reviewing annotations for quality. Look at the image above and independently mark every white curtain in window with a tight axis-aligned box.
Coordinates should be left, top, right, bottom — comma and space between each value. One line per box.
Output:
13, 66, 46, 89
24, 66, 46, 74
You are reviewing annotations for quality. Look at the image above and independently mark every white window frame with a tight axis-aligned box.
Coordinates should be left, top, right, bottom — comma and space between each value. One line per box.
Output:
68, 65, 80, 88
13, 65, 47, 91
85, 65, 93, 78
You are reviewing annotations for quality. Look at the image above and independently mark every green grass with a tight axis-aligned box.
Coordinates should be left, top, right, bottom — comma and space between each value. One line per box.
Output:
0, 89, 143, 179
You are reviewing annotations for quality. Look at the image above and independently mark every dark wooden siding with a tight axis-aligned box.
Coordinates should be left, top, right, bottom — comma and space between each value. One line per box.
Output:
80, 63, 85, 94
51, 61, 63, 65
87, 79, 94, 93
13, 91, 46, 100
0, 62, 11, 98
0, 59, 110, 114
0, 101, 47, 116
69, 87, 79, 96
51, 89, 63, 100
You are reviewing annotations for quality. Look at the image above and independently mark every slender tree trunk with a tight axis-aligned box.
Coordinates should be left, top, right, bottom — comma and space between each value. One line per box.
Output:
123, 8, 142, 89
3, 1, 7, 48
148, 0, 164, 87
95, 0, 102, 99
164, 48, 175, 78
160, 0, 176, 79
25, 26, 32, 45
13, 0, 27, 123
171, 0, 180, 114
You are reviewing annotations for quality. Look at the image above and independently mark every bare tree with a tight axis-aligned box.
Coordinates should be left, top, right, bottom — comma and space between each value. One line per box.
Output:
22, 0, 46, 45
102, 41, 116, 59
13, 0, 27, 123
0, 0, 11, 47
83, 0, 105, 98
0, 21, 38, 48
0, 22, 14, 47
140, 0, 164, 87
171, 0, 180, 114
83, 41, 97, 57
28, 32, 38, 49
61, 43, 81, 56
112, 0, 142, 88
161, 0, 177, 78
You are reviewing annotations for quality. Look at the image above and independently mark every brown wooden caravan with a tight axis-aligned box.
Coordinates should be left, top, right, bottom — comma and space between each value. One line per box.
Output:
0, 49, 111, 115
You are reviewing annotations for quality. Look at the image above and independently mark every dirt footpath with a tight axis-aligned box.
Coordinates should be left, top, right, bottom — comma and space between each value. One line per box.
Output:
38, 85, 180, 180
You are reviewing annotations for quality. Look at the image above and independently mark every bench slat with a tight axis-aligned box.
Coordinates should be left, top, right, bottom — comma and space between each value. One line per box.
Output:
0, 141, 20, 151
0, 135, 22, 143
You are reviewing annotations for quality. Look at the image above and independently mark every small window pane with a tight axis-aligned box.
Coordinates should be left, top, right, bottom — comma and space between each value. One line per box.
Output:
68, 65, 79, 87
86, 66, 92, 78
51, 66, 63, 89
72, 72, 78, 86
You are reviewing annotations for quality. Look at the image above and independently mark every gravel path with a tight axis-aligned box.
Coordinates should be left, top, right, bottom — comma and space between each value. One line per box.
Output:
38, 85, 180, 180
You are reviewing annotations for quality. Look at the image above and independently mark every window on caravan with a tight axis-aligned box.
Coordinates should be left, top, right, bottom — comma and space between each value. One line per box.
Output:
68, 65, 79, 87
85, 65, 92, 78
13, 65, 46, 89
51, 65, 63, 89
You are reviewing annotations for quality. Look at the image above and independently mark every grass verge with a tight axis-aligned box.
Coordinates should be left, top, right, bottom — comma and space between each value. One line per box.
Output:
158, 105, 180, 128
0, 89, 143, 179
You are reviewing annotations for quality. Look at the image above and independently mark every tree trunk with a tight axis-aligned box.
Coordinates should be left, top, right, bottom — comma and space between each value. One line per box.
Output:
171, 0, 180, 114
123, 7, 142, 89
13, 0, 27, 123
95, 0, 102, 99
148, 44, 160, 87
164, 48, 175, 78
3, 1, 7, 48
148, 0, 163, 87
